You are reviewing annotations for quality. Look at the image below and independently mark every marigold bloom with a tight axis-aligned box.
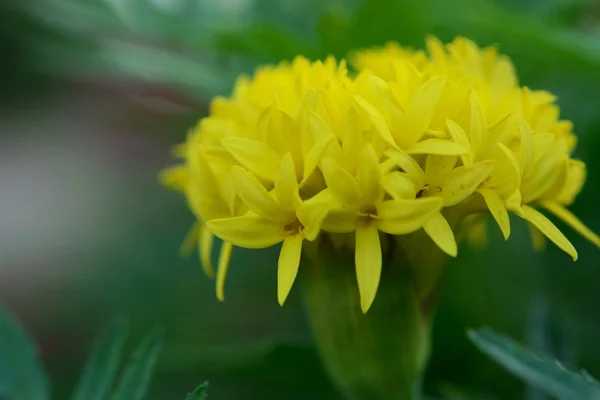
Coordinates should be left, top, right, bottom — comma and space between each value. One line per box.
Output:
162, 36, 599, 313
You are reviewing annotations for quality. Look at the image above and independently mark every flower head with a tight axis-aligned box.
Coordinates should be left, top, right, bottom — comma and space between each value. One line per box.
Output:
162, 37, 599, 313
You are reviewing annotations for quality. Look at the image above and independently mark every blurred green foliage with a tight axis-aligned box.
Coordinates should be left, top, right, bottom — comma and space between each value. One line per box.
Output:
1, 0, 599, 399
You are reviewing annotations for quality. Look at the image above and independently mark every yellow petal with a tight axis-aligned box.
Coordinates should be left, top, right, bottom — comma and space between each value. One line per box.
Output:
180, 222, 200, 258
216, 241, 233, 301
357, 144, 383, 204
405, 77, 445, 142
425, 155, 458, 179
521, 205, 577, 261
232, 167, 292, 221
302, 134, 334, 184
423, 212, 457, 257
557, 159, 586, 205
353, 95, 399, 150
541, 201, 600, 247
186, 151, 229, 220
478, 188, 510, 240
385, 149, 425, 180
518, 118, 533, 173
199, 224, 216, 278
383, 172, 418, 199
207, 216, 283, 248
320, 158, 361, 205
528, 222, 546, 252
222, 137, 282, 181
274, 153, 300, 209
297, 190, 331, 240
159, 165, 189, 192
407, 138, 467, 156
355, 223, 382, 313
445, 119, 472, 165
341, 105, 365, 157
377, 197, 443, 234
277, 234, 304, 306
440, 160, 495, 206
469, 93, 487, 157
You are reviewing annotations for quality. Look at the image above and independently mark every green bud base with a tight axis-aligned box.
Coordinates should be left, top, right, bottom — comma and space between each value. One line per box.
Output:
301, 236, 433, 400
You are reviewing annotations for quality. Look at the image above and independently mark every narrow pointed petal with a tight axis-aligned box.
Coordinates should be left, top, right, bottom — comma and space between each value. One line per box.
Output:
186, 151, 229, 220
297, 190, 332, 241
199, 225, 216, 277
423, 212, 457, 257
233, 167, 292, 220
440, 160, 495, 206
302, 135, 334, 184
342, 105, 365, 156
518, 118, 533, 173
407, 138, 467, 156
277, 234, 303, 305
274, 153, 300, 209
521, 205, 577, 261
216, 241, 233, 301
528, 222, 546, 252
207, 216, 283, 248
541, 201, 600, 247
469, 93, 487, 157
179, 222, 200, 258
478, 188, 511, 240
355, 224, 382, 313
353, 95, 399, 150
222, 137, 282, 181
406, 77, 445, 141
320, 158, 361, 205
357, 144, 384, 204
446, 119, 472, 164
377, 197, 443, 234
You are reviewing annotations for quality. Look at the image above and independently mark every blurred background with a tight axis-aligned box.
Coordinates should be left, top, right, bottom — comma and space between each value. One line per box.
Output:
1, 0, 599, 398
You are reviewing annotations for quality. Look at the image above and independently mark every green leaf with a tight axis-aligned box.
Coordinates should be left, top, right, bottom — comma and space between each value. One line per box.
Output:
111, 328, 164, 400
468, 328, 600, 400
184, 381, 209, 400
0, 307, 50, 400
70, 317, 129, 400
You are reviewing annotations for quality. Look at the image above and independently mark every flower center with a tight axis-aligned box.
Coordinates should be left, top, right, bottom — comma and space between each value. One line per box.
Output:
357, 206, 380, 223
283, 219, 304, 235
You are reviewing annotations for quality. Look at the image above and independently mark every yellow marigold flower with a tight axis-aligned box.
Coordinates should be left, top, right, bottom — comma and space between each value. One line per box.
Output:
162, 37, 599, 315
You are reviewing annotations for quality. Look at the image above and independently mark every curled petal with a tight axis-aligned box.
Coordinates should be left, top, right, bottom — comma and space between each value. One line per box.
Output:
446, 119, 472, 165
353, 95, 399, 150
275, 153, 301, 209
355, 223, 382, 313
377, 197, 443, 234
383, 172, 418, 200
222, 137, 282, 181
405, 77, 446, 142
423, 212, 457, 257
207, 215, 283, 249
277, 234, 304, 306
521, 205, 577, 261
233, 167, 292, 221
440, 160, 495, 206
321, 158, 361, 205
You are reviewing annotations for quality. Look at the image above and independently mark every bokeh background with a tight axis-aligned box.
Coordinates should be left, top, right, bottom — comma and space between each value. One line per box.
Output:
1, 0, 600, 398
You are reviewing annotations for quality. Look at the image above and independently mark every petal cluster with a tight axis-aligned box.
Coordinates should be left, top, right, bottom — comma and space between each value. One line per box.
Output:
162, 37, 599, 313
